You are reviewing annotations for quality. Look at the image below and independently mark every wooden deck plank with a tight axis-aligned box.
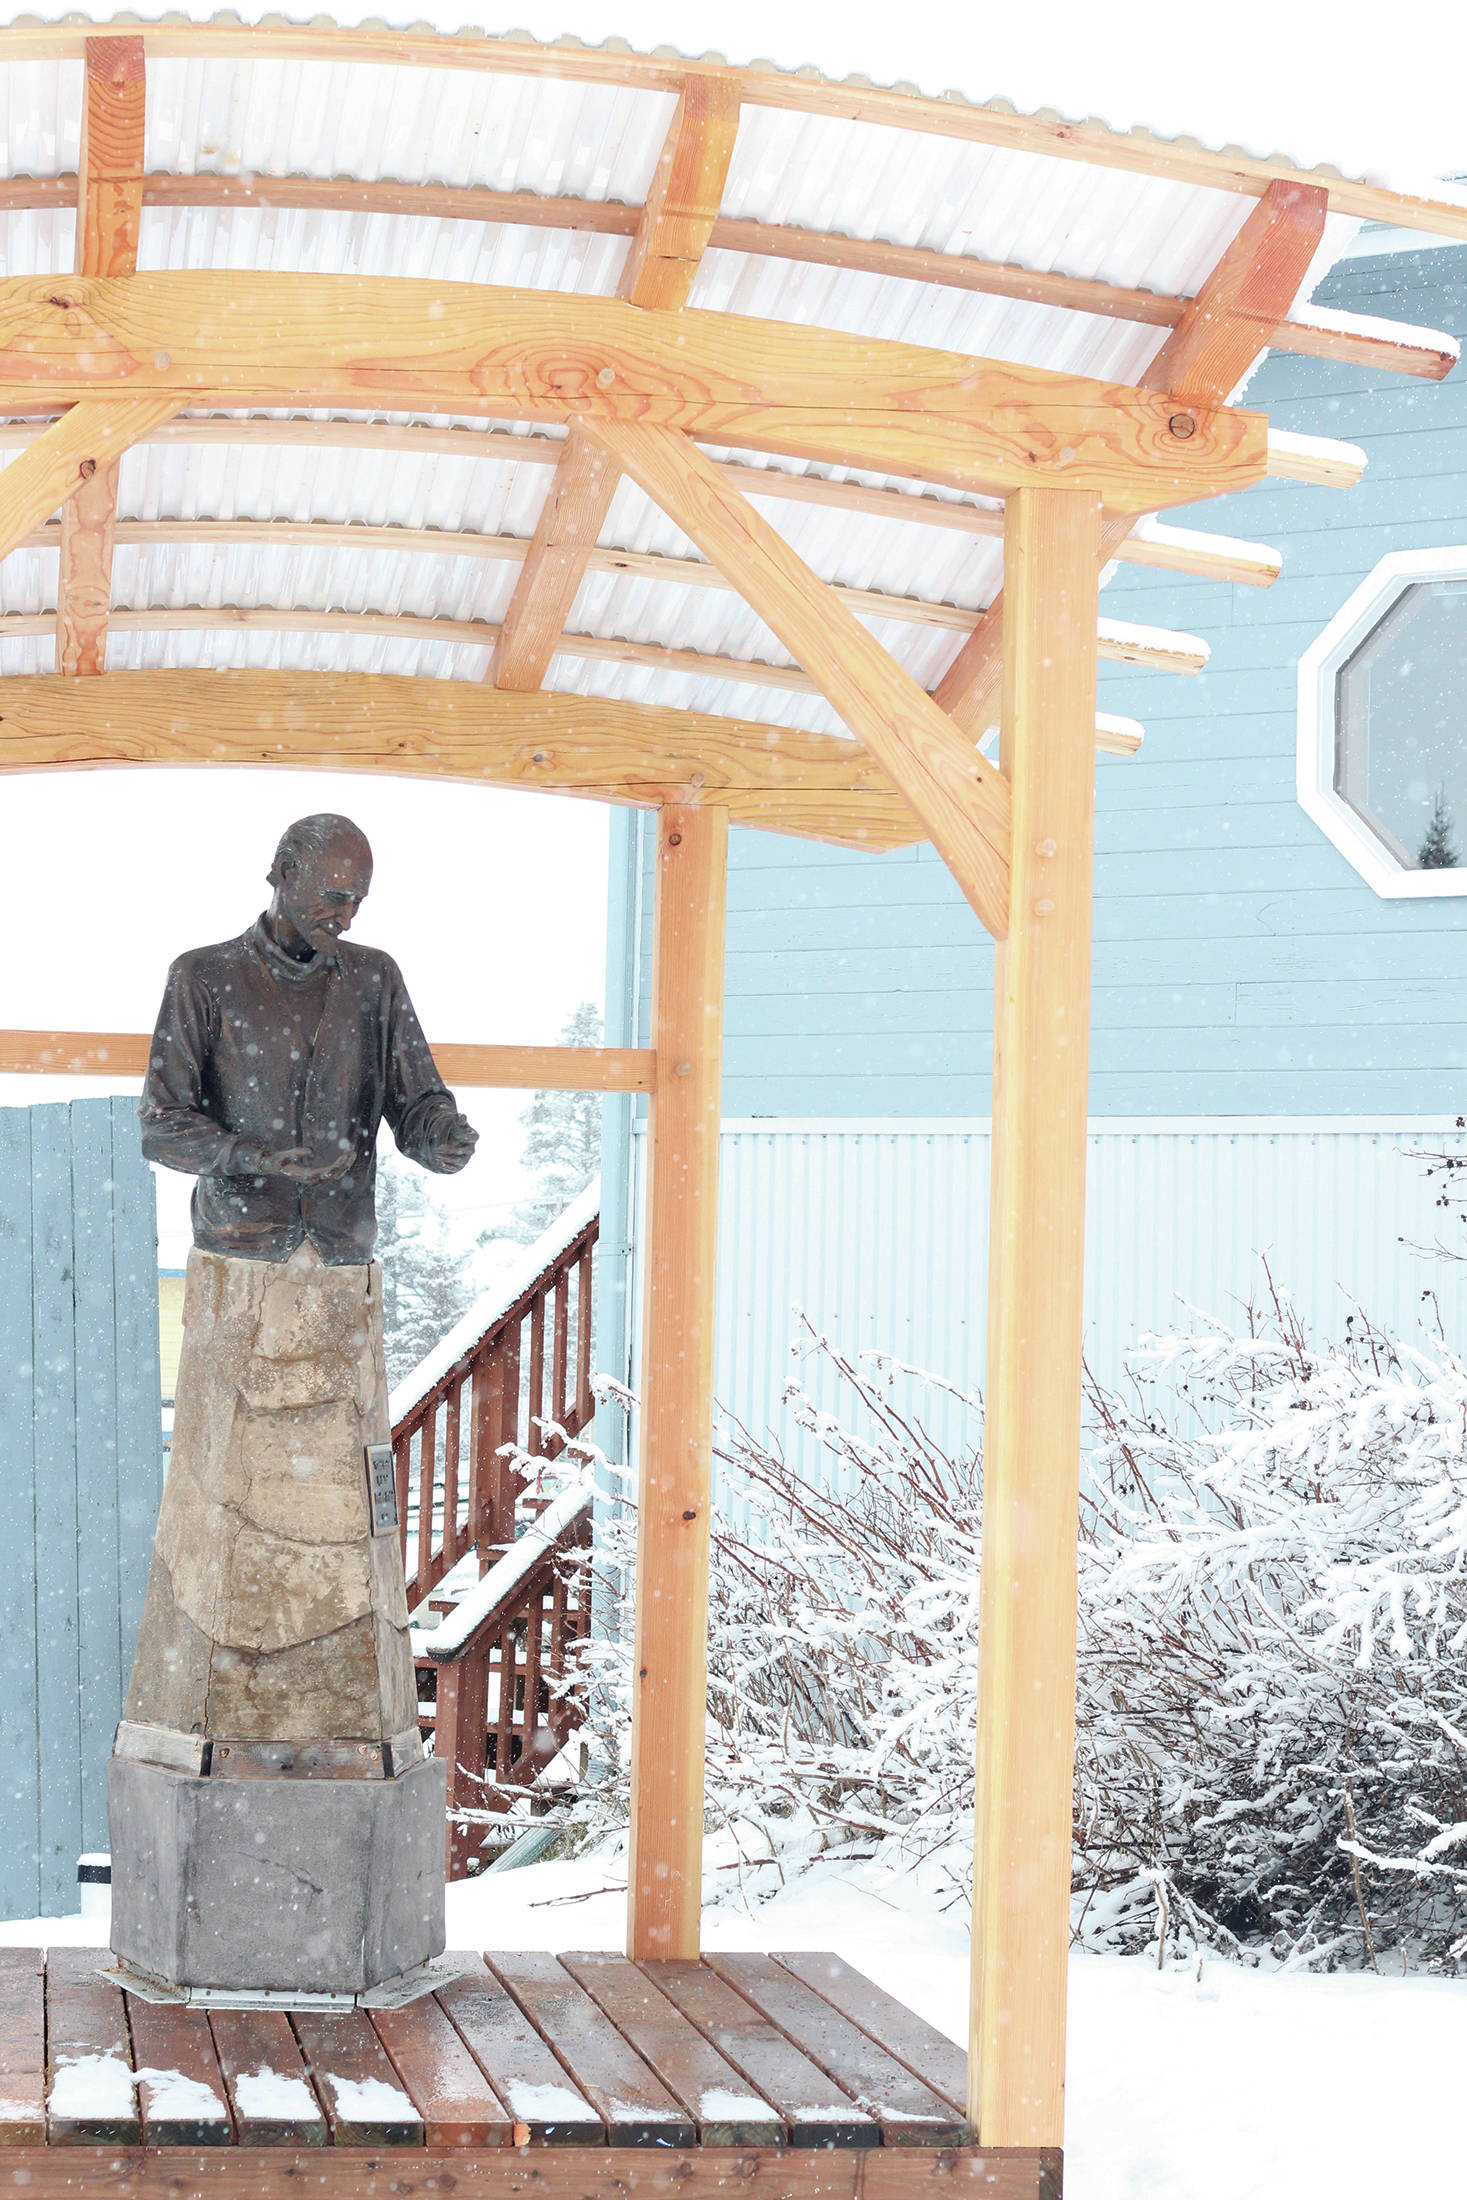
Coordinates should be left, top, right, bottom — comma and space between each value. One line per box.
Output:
640, 1961, 879, 2149
437, 1958, 603, 2144
0, 1952, 45, 2145
561, 1953, 785, 2146
486, 1953, 696, 2148
44, 1949, 140, 2145
208, 2011, 327, 2148
126, 2000, 233, 2146
371, 1993, 515, 2147
0, 2142, 1059, 2196
704, 1956, 969, 2147
292, 2011, 424, 2146
773, 1953, 967, 2116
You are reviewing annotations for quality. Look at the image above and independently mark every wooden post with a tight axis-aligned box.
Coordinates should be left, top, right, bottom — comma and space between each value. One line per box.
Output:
626, 803, 729, 1960
971, 487, 1101, 2148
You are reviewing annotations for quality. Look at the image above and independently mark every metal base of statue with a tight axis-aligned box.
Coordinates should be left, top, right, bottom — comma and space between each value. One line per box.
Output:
108, 1239, 445, 1995
106, 1747, 446, 1996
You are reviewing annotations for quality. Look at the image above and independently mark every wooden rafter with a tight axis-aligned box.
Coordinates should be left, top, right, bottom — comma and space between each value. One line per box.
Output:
0, 275, 1268, 510
11, 432, 1288, 588
0, 1031, 657, 1090
56, 34, 145, 677
0, 169, 1455, 381
491, 79, 738, 691
585, 419, 1013, 938
0, 668, 923, 853
0, 398, 183, 565
935, 180, 1329, 733
2, 21, 1465, 239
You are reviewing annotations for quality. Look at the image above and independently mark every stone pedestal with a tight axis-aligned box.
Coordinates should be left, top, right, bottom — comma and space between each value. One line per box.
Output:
107, 1753, 446, 1995
109, 1239, 444, 1994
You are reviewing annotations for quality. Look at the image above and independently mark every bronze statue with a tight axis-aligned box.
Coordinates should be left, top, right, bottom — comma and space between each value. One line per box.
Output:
139, 812, 476, 1258
109, 815, 468, 1998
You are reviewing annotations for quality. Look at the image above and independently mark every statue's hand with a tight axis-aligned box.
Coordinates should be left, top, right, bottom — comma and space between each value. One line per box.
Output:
236, 1143, 357, 1185
434, 1113, 479, 1175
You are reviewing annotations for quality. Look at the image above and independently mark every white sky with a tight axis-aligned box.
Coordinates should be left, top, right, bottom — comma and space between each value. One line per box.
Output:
3, 0, 1464, 1257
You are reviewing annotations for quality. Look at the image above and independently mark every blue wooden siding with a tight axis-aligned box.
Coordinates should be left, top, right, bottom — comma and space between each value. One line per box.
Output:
618, 244, 1467, 1119
0, 1098, 162, 1919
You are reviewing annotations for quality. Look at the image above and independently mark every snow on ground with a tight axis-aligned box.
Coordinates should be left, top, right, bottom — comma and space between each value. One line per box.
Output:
8, 1843, 1462, 2199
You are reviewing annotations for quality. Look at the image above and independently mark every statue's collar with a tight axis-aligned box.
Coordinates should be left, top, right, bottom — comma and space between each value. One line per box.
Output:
248, 915, 337, 984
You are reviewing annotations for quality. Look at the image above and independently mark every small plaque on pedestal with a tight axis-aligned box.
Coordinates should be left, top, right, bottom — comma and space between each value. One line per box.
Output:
365, 1443, 399, 1537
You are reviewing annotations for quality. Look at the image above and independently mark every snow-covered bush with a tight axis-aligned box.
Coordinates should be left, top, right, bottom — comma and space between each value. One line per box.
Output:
557, 1301, 1467, 1968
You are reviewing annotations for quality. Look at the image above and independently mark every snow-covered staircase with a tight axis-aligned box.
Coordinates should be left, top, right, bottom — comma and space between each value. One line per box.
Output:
388, 1186, 599, 1876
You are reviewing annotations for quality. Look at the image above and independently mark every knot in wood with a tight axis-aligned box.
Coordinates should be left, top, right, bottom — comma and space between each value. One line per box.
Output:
1168, 412, 1197, 439
78, 458, 97, 480
673, 1061, 692, 1077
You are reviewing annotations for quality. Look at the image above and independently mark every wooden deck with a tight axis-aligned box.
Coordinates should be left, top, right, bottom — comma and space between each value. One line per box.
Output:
0, 1947, 1059, 2196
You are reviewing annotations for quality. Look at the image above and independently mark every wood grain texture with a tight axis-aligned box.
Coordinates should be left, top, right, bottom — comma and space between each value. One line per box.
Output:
486, 1955, 695, 2147
126, 2002, 233, 2146
639, 1963, 877, 2149
704, 1957, 967, 2146
4, 161, 1454, 379
0, 396, 181, 564
44, 1950, 138, 2145
370, 1996, 514, 2148
56, 37, 146, 678
771, 1954, 966, 2118
208, 2012, 326, 2148
436, 1959, 603, 2143
935, 180, 1331, 736
587, 419, 1012, 937
973, 489, 1101, 2149
619, 77, 741, 311
559, 1954, 785, 2147
0, 2143, 1059, 2196
2, 15, 1464, 239
0, 1034, 654, 1088
627, 809, 728, 1961
491, 429, 619, 691
0, 668, 923, 853
0, 1953, 45, 2146
5, 423, 1286, 587
291, 2012, 423, 2146
0, 275, 1268, 509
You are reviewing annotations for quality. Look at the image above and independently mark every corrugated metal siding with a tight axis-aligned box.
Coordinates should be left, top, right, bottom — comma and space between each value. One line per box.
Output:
626, 1118, 1467, 1497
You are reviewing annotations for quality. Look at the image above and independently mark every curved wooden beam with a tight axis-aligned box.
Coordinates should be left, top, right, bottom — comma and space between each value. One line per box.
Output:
0, 667, 924, 854
0, 275, 1267, 511
2, 20, 1465, 238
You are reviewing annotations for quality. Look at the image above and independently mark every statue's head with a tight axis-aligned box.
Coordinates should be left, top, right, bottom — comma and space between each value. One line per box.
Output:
268, 814, 373, 959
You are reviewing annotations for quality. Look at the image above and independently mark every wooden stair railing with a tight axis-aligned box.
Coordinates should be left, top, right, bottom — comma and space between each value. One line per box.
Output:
388, 1184, 600, 1876
413, 1479, 595, 1878
388, 1182, 599, 1608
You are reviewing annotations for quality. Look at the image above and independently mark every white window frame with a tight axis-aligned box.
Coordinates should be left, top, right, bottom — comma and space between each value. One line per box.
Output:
1297, 544, 1467, 899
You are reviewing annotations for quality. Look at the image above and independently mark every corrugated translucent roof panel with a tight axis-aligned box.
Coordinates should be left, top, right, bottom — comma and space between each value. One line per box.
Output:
0, 33, 1381, 730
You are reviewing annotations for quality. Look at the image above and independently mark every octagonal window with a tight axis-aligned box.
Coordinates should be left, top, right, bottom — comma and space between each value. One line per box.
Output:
1299, 549, 1467, 897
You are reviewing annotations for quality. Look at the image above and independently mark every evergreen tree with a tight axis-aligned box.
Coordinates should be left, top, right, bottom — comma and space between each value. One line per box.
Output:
375, 1148, 479, 1386
1418, 787, 1459, 869
512, 1000, 603, 1242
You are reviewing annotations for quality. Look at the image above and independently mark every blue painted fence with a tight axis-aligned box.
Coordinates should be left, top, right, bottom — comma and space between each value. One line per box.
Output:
0, 1098, 161, 1920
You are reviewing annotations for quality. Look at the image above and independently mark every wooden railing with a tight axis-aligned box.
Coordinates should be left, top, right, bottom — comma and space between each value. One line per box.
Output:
389, 1183, 599, 1610
414, 1481, 595, 1878
388, 1185, 600, 1876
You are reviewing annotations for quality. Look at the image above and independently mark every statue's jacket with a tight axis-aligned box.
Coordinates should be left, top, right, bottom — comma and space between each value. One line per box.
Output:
140, 915, 460, 1265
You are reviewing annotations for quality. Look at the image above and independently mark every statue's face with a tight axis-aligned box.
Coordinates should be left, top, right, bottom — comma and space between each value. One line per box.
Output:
277, 836, 372, 958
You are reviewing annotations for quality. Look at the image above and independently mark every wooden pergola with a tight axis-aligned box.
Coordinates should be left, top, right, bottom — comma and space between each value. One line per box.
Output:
0, 19, 1462, 2189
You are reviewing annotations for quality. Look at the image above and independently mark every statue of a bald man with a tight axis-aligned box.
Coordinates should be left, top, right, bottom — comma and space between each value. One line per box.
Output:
110, 814, 474, 1995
